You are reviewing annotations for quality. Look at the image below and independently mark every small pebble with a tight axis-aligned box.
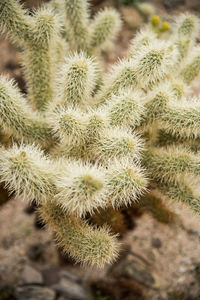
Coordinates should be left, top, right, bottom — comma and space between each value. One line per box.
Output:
152, 238, 162, 249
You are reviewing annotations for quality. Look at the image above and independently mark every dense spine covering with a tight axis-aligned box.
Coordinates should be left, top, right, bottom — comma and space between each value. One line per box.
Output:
55, 161, 106, 217
0, 0, 31, 44
89, 8, 122, 54
129, 27, 157, 58
143, 147, 200, 184
106, 159, 147, 208
106, 89, 143, 128
56, 53, 98, 108
174, 14, 199, 61
180, 47, 200, 84
134, 41, 178, 88
1, 1, 200, 267
0, 76, 52, 143
24, 7, 61, 111
39, 202, 118, 267
0, 144, 56, 202
64, 0, 90, 51
95, 59, 137, 105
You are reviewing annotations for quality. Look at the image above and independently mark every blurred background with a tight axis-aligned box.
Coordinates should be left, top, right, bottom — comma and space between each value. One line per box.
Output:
1, 1, 200, 300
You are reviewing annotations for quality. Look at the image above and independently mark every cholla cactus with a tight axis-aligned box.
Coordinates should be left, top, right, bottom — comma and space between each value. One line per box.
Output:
0, 1, 200, 268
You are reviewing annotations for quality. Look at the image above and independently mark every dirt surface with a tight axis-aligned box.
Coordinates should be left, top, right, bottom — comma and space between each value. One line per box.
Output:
1, 198, 200, 299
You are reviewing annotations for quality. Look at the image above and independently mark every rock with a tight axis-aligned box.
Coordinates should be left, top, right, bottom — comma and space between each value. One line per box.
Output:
15, 286, 55, 300
42, 266, 61, 286
110, 253, 167, 290
20, 265, 43, 285
0, 265, 6, 272
2, 236, 14, 250
187, 228, 198, 236
120, 6, 143, 29
60, 270, 81, 283
167, 289, 199, 300
52, 278, 88, 300
186, 0, 200, 10
164, 0, 185, 9
179, 266, 186, 273
152, 238, 162, 249
27, 243, 46, 262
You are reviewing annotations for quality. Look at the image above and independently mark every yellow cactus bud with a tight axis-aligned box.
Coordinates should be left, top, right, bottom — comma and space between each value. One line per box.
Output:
160, 21, 170, 32
151, 15, 160, 27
